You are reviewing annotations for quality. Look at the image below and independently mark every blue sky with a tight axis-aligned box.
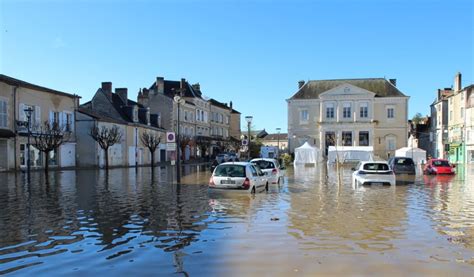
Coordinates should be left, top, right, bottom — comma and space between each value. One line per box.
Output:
1, 0, 473, 133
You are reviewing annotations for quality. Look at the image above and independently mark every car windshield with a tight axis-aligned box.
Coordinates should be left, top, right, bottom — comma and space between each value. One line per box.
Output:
252, 160, 275, 169
433, 160, 450, 167
395, 158, 414, 165
363, 163, 389, 171
214, 165, 246, 177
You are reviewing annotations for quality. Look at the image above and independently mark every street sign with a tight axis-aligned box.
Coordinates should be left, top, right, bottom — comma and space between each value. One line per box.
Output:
166, 143, 177, 151
167, 132, 176, 143
242, 139, 248, 146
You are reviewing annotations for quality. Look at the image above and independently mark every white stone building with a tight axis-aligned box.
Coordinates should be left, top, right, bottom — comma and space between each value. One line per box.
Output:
287, 78, 409, 159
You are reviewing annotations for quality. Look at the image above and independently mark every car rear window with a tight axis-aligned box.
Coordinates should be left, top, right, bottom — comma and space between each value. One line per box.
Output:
253, 160, 275, 169
214, 165, 246, 177
433, 160, 450, 167
363, 163, 389, 171
395, 158, 414, 165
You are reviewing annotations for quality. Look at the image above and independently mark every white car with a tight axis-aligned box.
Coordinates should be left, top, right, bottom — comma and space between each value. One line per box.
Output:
209, 162, 269, 193
352, 161, 396, 186
250, 158, 285, 184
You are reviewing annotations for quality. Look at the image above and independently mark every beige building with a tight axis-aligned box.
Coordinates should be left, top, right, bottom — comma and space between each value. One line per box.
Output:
261, 133, 288, 151
287, 78, 409, 158
0, 75, 80, 171
77, 82, 166, 168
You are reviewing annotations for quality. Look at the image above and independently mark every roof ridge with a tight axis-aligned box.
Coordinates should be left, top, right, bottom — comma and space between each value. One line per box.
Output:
308, 77, 386, 82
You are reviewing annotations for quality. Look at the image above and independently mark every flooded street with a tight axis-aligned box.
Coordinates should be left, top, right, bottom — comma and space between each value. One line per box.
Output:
1, 165, 474, 275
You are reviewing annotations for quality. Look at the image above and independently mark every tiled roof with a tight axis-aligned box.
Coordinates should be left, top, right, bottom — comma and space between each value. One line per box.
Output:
149, 80, 203, 99
289, 78, 407, 100
78, 107, 128, 124
262, 133, 288, 141
210, 98, 230, 110
0, 74, 79, 99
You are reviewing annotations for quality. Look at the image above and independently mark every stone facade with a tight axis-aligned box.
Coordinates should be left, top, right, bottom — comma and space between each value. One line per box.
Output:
77, 82, 166, 168
0, 74, 79, 171
287, 78, 409, 159
138, 77, 240, 158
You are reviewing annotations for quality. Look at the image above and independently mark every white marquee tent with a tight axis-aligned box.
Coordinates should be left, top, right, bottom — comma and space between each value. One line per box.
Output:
294, 142, 323, 165
327, 146, 374, 164
395, 147, 427, 164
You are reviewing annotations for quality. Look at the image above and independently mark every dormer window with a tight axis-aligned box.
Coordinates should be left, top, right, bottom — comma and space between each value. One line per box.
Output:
133, 106, 138, 122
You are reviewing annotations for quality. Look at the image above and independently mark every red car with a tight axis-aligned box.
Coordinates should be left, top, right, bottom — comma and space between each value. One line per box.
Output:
423, 159, 456, 175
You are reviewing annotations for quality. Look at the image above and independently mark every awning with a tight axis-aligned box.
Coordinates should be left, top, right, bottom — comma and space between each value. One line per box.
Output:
0, 129, 15, 138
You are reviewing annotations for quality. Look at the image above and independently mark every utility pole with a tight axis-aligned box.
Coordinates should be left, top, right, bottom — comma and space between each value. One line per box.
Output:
245, 116, 253, 160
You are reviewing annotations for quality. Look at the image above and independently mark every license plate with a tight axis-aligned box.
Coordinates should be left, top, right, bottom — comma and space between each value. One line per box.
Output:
221, 179, 236, 185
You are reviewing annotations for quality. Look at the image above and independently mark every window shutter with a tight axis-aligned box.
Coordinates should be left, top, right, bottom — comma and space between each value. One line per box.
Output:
49, 110, 54, 125
35, 106, 41, 126
19, 103, 25, 121
71, 112, 75, 132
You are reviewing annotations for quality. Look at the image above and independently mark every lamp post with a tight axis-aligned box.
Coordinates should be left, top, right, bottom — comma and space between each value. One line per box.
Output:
174, 95, 185, 183
245, 116, 253, 160
276, 127, 281, 156
24, 107, 34, 180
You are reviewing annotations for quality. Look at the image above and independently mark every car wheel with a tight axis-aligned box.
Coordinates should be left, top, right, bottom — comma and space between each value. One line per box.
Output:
265, 182, 269, 192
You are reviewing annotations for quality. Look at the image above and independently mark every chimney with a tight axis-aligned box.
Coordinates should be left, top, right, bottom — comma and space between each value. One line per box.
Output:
102, 82, 112, 92
156, 77, 164, 94
192, 83, 200, 91
389, 79, 397, 86
115, 88, 128, 104
230, 101, 233, 110
180, 78, 186, 95
101, 82, 112, 99
298, 80, 305, 89
454, 72, 462, 91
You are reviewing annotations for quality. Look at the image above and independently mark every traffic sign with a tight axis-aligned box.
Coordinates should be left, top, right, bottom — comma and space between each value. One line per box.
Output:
166, 143, 177, 151
242, 139, 248, 146
166, 132, 176, 143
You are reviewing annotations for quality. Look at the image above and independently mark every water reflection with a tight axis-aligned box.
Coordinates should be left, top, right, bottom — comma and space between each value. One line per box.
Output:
1, 164, 474, 275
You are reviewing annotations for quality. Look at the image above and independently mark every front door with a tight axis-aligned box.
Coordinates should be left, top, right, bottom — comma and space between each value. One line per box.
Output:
325, 132, 335, 156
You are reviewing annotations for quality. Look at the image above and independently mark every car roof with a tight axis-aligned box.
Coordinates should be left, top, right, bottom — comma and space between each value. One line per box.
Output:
393, 156, 414, 160
250, 158, 277, 162
218, 162, 251, 166
359, 161, 389, 165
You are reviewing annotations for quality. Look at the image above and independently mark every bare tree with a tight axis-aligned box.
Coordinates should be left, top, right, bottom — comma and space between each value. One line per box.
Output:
327, 134, 344, 186
141, 131, 161, 167
89, 125, 122, 170
31, 121, 70, 175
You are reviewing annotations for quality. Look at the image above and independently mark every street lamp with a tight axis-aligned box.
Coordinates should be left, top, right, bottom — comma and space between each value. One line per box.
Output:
24, 107, 34, 180
245, 116, 253, 160
174, 95, 185, 183
276, 127, 281, 156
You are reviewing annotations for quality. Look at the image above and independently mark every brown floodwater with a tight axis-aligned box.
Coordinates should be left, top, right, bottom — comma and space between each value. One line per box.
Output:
1, 164, 474, 275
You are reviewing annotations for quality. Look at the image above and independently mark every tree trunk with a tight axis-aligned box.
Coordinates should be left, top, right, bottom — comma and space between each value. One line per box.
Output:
150, 150, 155, 168
105, 147, 109, 170
44, 150, 50, 176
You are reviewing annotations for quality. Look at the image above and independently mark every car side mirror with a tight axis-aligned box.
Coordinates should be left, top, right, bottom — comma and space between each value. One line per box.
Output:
351, 168, 356, 171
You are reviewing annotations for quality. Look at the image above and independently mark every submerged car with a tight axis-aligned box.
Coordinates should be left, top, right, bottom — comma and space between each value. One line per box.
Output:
209, 162, 268, 193
250, 158, 285, 184
352, 161, 396, 186
423, 159, 455, 175
388, 157, 416, 175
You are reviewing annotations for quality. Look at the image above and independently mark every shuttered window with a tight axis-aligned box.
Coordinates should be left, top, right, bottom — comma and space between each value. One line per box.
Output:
0, 99, 7, 128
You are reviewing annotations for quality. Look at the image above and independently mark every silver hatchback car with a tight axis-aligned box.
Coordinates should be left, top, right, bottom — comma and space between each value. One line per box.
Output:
209, 162, 268, 193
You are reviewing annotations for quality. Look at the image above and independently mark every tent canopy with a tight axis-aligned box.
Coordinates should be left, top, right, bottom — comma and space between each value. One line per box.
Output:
327, 146, 374, 163
294, 142, 322, 165
395, 147, 427, 164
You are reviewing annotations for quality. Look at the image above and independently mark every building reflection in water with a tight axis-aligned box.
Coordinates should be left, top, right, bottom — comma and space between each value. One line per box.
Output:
288, 165, 407, 252
0, 168, 212, 275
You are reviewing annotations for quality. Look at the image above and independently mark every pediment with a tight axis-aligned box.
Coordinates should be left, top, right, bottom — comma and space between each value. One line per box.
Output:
319, 83, 376, 99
